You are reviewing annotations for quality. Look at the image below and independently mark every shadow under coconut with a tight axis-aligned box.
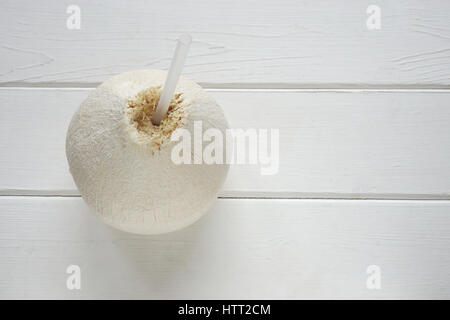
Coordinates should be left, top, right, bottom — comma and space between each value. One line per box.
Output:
97, 201, 237, 299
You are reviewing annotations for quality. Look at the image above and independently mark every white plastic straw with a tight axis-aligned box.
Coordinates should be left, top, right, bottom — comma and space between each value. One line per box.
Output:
152, 34, 192, 125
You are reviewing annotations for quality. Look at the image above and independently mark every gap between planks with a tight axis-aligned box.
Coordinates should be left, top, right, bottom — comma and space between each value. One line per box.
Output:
1, 192, 450, 201
1, 83, 450, 92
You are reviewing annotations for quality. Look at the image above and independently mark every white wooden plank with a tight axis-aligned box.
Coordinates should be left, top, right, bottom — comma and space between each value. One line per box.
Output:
0, 197, 449, 299
1, 88, 450, 198
1, 0, 450, 86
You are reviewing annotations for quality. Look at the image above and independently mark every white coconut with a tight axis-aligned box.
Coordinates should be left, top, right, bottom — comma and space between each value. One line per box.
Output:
66, 69, 229, 234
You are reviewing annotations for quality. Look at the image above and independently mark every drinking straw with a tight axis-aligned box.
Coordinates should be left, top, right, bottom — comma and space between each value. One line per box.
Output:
152, 34, 192, 125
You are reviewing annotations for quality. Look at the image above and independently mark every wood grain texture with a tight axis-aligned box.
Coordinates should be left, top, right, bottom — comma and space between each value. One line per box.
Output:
0, 197, 449, 299
1, 0, 449, 86
1, 0, 450, 300
1, 88, 450, 198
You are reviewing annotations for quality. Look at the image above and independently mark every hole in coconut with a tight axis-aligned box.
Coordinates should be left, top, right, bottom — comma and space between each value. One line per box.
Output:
127, 86, 185, 151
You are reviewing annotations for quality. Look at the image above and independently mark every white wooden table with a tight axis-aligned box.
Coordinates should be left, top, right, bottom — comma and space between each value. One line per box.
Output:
1, 0, 449, 299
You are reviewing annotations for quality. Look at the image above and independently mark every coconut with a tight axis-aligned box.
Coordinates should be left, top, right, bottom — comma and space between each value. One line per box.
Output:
66, 69, 229, 234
